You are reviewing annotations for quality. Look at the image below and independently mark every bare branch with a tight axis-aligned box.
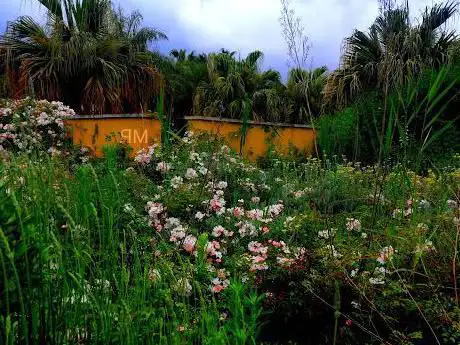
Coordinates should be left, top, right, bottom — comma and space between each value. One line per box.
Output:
279, 0, 311, 69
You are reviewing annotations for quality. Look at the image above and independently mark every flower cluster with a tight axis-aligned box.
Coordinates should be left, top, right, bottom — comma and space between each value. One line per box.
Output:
134, 144, 158, 165
0, 98, 75, 155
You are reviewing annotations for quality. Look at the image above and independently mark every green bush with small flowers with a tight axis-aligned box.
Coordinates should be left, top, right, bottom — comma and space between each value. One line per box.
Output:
0, 130, 459, 344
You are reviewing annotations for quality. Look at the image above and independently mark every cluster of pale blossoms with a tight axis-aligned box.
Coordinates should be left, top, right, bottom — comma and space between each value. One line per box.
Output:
145, 202, 166, 232
156, 161, 171, 173
0, 99, 75, 154
211, 269, 230, 293
346, 218, 361, 231
369, 266, 388, 285
447, 199, 460, 225
318, 228, 336, 240
134, 144, 158, 165
145, 188, 303, 293
141, 145, 311, 295
392, 199, 414, 218
377, 246, 395, 265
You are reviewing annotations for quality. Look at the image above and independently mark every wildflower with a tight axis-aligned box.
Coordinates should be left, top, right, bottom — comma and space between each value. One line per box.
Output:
177, 325, 186, 332
252, 255, 267, 263
165, 217, 181, 229
403, 208, 412, 217
134, 144, 157, 165
171, 176, 183, 189
369, 277, 384, 285
242, 180, 256, 191
318, 229, 336, 239
183, 235, 197, 254
350, 268, 359, 277
261, 225, 270, 234
259, 183, 271, 191
189, 151, 199, 160
377, 246, 395, 264
346, 218, 361, 231
217, 269, 229, 280
170, 226, 187, 243
268, 239, 285, 248
211, 275, 230, 293
220, 145, 230, 154
293, 190, 305, 199
156, 161, 171, 173
237, 221, 257, 237
195, 211, 205, 221
212, 285, 225, 293
212, 225, 226, 238
369, 267, 387, 285
392, 208, 402, 218
361, 232, 368, 239
231, 207, 245, 218
48, 147, 61, 156
251, 196, 260, 204
324, 245, 342, 258
248, 241, 268, 255
246, 209, 263, 220
146, 202, 166, 231
266, 202, 284, 218
417, 223, 429, 232
216, 181, 228, 189
345, 319, 353, 327
283, 216, 296, 230
277, 257, 294, 268
185, 168, 198, 179
250, 263, 269, 271
210, 197, 225, 212
206, 241, 222, 259
415, 240, 436, 254
123, 203, 134, 213
198, 167, 208, 175
447, 199, 458, 209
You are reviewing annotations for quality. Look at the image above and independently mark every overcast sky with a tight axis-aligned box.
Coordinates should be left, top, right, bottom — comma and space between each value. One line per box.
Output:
0, 0, 457, 78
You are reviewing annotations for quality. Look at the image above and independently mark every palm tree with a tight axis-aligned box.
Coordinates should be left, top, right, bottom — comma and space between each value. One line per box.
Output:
0, 0, 167, 114
324, 0, 458, 108
286, 66, 328, 122
193, 50, 287, 122
163, 49, 208, 121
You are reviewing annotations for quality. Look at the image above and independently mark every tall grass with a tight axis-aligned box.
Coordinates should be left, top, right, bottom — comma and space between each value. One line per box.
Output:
318, 66, 460, 170
0, 154, 262, 344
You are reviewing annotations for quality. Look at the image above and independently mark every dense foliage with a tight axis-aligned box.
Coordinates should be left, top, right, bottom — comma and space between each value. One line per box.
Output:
0, 130, 459, 344
0, 0, 166, 114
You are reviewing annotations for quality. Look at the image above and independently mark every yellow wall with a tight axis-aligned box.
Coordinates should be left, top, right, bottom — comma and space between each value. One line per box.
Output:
187, 119, 316, 160
65, 116, 315, 160
65, 116, 161, 156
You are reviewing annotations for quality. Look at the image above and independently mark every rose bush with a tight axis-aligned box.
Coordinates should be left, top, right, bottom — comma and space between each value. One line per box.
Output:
0, 98, 75, 155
